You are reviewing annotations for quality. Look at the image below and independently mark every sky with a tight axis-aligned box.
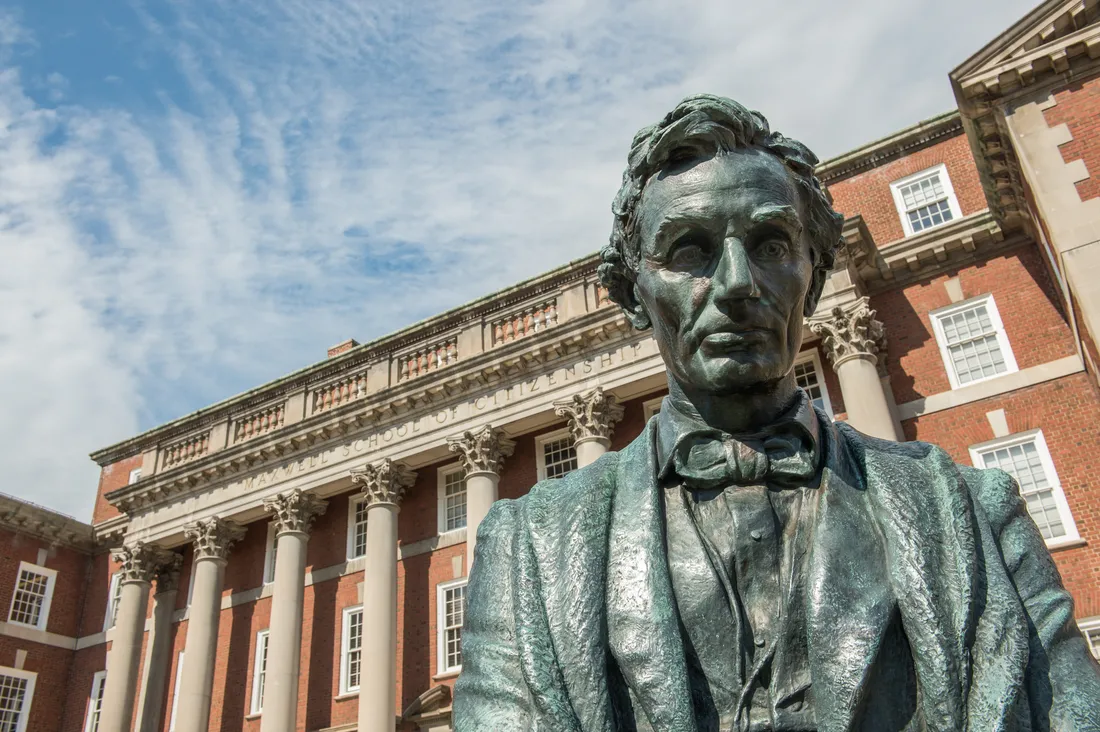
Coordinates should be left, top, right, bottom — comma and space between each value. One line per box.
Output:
0, 0, 1037, 520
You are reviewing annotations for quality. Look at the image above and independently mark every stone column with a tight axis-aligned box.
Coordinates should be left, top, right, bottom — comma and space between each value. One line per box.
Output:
100, 543, 176, 732
260, 490, 327, 732
447, 425, 516, 570
810, 299, 899, 441
135, 556, 183, 732
174, 518, 245, 732
554, 386, 625, 467
350, 460, 416, 732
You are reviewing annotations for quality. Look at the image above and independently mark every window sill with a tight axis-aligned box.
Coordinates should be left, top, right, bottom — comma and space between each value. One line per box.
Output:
1047, 537, 1086, 552
433, 669, 461, 681
245, 712, 261, 721
334, 691, 359, 701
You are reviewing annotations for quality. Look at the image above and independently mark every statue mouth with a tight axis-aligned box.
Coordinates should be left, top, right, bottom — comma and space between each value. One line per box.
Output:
700, 329, 770, 352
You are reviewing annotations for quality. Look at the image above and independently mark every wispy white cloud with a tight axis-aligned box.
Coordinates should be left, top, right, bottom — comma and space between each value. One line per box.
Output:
0, 0, 1036, 519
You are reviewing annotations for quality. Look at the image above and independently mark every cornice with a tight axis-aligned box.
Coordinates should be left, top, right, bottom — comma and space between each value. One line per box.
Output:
0, 493, 96, 553
105, 306, 633, 513
90, 253, 603, 467
815, 112, 963, 186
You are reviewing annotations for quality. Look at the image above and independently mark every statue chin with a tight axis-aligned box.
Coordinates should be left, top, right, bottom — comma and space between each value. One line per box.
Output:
678, 354, 790, 397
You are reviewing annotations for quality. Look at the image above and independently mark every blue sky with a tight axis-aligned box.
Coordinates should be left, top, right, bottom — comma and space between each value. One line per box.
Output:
1, 0, 1036, 519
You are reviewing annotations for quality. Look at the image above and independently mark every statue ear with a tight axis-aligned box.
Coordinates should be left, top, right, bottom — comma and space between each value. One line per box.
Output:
628, 284, 653, 330
803, 265, 827, 318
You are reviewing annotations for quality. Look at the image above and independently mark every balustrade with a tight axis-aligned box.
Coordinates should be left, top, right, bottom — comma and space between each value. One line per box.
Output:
161, 431, 210, 470
491, 299, 558, 346
312, 371, 368, 413
398, 337, 458, 381
233, 403, 285, 443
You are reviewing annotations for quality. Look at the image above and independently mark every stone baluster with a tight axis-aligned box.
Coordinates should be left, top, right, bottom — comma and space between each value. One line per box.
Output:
259, 490, 327, 732
136, 556, 183, 732
810, 298, 899, 441
554, 386, 625, 467
100, 543, 177, 732
447, 426, 516, 569
350, 460, 417, 732
174, 518, 245, 732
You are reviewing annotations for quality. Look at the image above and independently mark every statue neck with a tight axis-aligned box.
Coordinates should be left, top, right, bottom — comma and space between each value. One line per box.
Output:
665, 373, 799, 435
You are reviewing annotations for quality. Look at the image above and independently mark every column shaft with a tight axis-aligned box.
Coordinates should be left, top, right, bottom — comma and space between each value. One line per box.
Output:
358, 505, 399, 732
100, 580, 152, 732
136, 588, 179, 732
260, 531, 308, 732
836, 355, 897, 441
574, 437, 610, 468
174, 558, 226, 732
465, 472, 499, 569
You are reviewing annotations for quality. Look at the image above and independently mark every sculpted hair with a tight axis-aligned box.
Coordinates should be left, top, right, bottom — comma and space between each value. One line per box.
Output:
599, 93, 843, 328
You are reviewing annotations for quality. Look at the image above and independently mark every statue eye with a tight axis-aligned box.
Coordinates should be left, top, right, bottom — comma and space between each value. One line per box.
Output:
755, 237, 789, 259
668, 233, 712, 271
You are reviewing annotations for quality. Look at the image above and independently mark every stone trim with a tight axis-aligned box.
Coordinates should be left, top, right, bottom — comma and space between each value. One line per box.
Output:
897, 353, 1083, 420
263, 489, 328, 536
0, 493, 95, 553
184, 517, 245, 562
553, 386, 625, 443
349, 459, 416, 507
816, 111, 963, 185
446, 426, 516, 477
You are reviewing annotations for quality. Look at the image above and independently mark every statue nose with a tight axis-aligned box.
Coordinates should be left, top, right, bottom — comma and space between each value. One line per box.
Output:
713, 238, 760, 301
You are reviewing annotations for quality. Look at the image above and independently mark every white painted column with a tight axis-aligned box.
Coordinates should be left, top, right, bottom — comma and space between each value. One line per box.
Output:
174, 518, 245, 732
135, 557, 183, 732
260, 490, 327, 732
101, 543, 175, 732
811, 298, 899, 441
350, 459, 417, 732
554, 386, 625, 468
447, 425, 515, 570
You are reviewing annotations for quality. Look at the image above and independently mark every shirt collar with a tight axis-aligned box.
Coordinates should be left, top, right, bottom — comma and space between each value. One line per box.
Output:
655, 389, 822, 481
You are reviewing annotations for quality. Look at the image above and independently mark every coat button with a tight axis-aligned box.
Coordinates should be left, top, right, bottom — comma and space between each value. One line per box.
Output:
750, 529, 763, 541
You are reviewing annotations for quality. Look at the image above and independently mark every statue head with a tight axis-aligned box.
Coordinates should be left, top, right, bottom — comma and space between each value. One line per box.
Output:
600, 94, 843, 397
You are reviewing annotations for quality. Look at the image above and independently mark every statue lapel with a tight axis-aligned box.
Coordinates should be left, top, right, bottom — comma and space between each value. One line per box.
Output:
606, 419, 698, 732
804, 420, 895, 732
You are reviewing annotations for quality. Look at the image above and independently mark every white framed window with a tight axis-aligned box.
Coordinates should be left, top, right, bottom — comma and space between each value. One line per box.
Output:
437, 579, 467, 674
168, 651, 183, 732
262, 524, 277, 585
931, 294, 1018, 389
536, 429, 578, 481
340, 606, 363, 694
970, 430, 1079, 548
83, 671, 106, 732
346, 496, 369, 560
889, 163, 962, 236
128, 468, 142, 484
7, 562, 57, 631
103, 572, 122, 631
643, 397, 664, 422
0, 666, 36, 732
438, 465, 467, 535
793, 350, 834, 416
250, 629, 269, 715
1080, 617, 1100, 660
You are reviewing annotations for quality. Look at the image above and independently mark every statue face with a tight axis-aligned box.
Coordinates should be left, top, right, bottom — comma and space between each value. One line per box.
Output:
633, 148, 815, 395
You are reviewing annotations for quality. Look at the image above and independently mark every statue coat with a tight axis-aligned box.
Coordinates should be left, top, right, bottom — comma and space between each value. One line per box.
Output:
453, 415, 1100, 731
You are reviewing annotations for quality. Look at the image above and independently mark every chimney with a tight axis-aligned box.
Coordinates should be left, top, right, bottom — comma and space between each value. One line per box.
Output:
327, 339, 360, 358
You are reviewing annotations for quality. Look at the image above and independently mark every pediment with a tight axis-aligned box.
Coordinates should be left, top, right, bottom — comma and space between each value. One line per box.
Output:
952, 0, 1100, 97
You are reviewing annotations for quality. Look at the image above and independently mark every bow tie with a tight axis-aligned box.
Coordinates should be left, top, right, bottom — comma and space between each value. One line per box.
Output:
663, 425, 818, 491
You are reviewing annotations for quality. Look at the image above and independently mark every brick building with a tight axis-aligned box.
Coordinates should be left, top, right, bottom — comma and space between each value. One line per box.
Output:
2, 1, 1100, 731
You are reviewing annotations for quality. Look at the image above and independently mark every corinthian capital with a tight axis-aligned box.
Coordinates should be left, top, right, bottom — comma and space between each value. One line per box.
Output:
113, 542, 179, 585
554, 387, 625, 444
184, 517, 246, 562
263, 489, 328, 536
810, 299, 887, 370
349, 459, 416, 508
447, 425, 516, 477
154, 553, 184, 594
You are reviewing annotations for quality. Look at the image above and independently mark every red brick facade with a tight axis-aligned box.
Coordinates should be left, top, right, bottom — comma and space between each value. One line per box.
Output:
6, 6, 1100, 732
